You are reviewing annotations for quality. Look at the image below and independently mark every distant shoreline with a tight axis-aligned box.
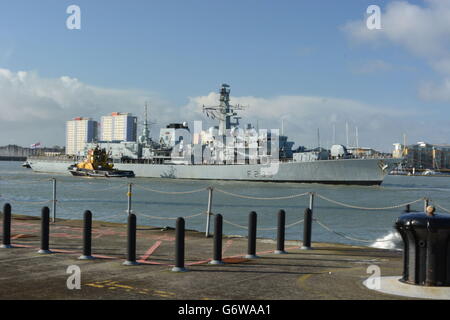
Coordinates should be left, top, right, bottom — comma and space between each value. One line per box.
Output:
0, 156, 26, 162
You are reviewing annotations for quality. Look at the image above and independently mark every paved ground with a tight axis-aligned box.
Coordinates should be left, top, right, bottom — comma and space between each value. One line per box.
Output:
0, 213, 410, 300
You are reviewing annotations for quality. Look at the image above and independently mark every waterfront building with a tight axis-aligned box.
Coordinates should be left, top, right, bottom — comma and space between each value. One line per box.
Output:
403, 142, 450, 170
100, 112, 137, 142
66, 117, 98, 155
347, 147, 379, 158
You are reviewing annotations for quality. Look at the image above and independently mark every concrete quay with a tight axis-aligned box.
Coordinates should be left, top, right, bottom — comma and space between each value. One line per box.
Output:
0, 213, 409, 300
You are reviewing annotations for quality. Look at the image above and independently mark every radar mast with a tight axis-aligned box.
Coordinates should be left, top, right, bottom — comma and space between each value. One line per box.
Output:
202, 84, 245, 136
139, 102, 152, 145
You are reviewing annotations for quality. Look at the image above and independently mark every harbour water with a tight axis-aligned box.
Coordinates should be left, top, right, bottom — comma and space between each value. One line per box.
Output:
1, 161, 450, 249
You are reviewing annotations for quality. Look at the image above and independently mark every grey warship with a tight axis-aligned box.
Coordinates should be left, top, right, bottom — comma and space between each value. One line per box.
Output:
29, 84, 400, 185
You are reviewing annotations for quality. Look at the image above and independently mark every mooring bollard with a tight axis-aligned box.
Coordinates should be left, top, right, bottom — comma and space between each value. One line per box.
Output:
79, 210, 94, 260
245, 211, 258, 259
209, 214, 224, 265
172, 217, 187, 272
38, 207, 51, 254
275, 210, 287, 254
301, 208, 313, 250
123, 213, 139, 265
1, 203, 12, 249
395, 213, 450, 286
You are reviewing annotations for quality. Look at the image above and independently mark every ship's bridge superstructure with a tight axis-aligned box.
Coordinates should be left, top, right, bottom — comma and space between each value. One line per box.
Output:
84, 84, 296, 166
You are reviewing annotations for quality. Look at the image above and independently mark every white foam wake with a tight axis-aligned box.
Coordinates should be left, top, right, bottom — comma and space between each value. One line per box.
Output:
370, 230, 403, 251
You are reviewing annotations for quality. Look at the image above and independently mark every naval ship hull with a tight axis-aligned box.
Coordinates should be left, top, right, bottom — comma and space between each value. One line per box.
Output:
28, 158, 398, 185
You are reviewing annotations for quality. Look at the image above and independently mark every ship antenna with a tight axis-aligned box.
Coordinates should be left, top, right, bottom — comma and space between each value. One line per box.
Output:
139, 101, 151, 144
202, 84, 246, 136
346, 122, 349, 147
144, 102, 149, 135
145, 102, 148, 125
332, 123, 336, 145
317, 128, 320, 149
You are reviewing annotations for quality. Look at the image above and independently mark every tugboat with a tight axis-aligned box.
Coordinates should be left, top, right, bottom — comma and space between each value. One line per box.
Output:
22, 160, 32, 168
68, 146, 135, 178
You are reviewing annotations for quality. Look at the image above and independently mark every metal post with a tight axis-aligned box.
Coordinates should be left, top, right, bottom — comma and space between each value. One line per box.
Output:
424, 198, 429, 213
209, 214, 224, 264
123, 213, 139, 265
52, 178, 56, 223
301, 208, 313, 250
1, 203, 12, 248
79, 210, 94, 260
275, 209, 287, 254
309, 192, 315, 213
245, 211, 258, 259
38, 207, 51, 254
205, 187, 213, 237
172, 217, 187, 272
127, 183, 133, 216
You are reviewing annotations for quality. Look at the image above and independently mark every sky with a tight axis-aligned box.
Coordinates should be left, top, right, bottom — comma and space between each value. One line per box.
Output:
0, 0, 449, 151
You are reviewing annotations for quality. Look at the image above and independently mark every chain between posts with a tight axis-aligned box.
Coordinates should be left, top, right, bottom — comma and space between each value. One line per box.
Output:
134, 212, 204, 220
222, 218, 304, 230
434, 203, 450, 214
315, 194, 424, 211
314, 218, 393, 243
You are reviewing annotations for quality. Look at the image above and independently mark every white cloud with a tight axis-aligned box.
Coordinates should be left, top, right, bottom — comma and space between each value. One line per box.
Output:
343, 0, 450, 59
419, 78, 450, 101
184, 92, 419, 151
350, 59, 393, 74
0, 68, 173, 146
342, 0, 450, 101
0, 68, 442, 151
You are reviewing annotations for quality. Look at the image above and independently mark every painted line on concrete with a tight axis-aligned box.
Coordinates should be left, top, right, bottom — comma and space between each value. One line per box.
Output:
222, 239, 233, 255
11, 234, 26, 240
139, 241, 162, 261
222, 245, 300, 260
92, 254, 117, 260
137, 260, 165, 265
297, 274, 313, 288
3, 239, 303, 268
9, 244, 34, 248
183, 245, 302, 267
187, 259, 212, 266
51, 248, 79, 254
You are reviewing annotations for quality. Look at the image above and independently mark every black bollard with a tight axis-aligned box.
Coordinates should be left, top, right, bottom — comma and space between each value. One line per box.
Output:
301, 208, 313, 250
123, 213, 139, 265
1, 203, 12, 249
38, 207, 52, 254
209, 214, 224, 265
245, 211, 258, 259
405, 204, 411, 213
79, 210, 94, 260
172, 217, 187, 272
274, 210, 287, 254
